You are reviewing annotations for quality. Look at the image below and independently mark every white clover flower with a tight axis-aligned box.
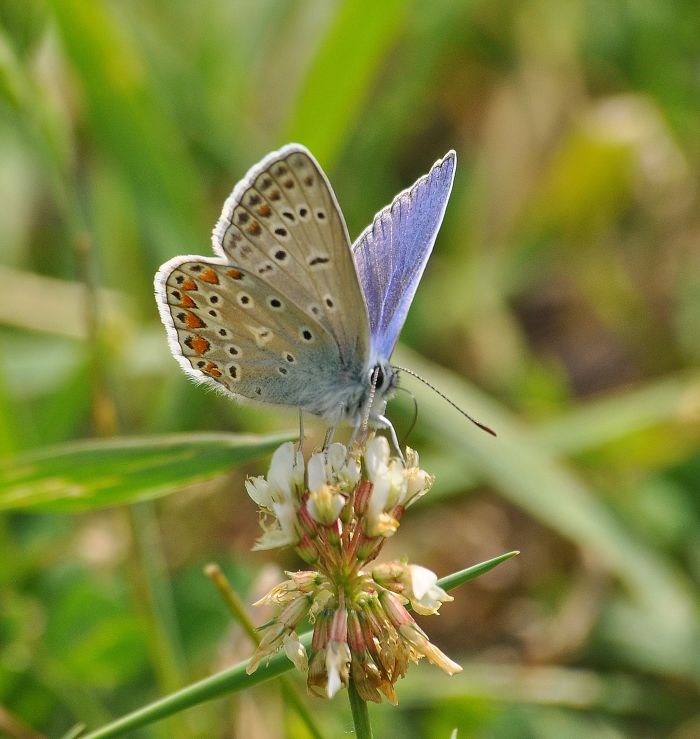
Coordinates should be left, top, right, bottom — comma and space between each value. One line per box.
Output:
325, 640, 351, 698
307, 484, 345, 525
339, 455, 360, 490
364, 438, 392, 535
398, 622, 462, 675
307, 452, 328, 492
246, 437, 464, 703
407, 564, 453, 615
252, 500, 299, 550
364, 437, 409, 536
283, 632, 308, 672
385, 458, 408, 507
245, 476, 272, 508
325, 443, 346, 475
404, 448, 434, 505
365, 436, 390, 481
267, 442, 304, 501
326, 443, 360, 491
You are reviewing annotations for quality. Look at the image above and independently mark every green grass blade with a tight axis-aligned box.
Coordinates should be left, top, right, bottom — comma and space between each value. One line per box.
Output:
437, 552, 519, 592
394, 347, 697, 656
0, 432, 291, 512
529, 372, 700, 455
284, 0, 406, 167
48, 0, 205, 252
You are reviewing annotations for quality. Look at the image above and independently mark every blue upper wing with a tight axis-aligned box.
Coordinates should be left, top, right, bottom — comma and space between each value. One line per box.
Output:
352, 151, 456, 361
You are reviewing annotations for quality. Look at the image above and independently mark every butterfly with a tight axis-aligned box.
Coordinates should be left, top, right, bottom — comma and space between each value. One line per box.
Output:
154, 144, 460, 440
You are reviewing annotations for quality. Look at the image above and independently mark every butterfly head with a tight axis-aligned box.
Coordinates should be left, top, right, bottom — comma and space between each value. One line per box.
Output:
371, 361, 397, 397
362, 360, 398, 421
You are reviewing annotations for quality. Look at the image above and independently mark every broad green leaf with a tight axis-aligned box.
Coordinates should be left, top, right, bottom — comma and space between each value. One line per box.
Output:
0, 432, 291, 512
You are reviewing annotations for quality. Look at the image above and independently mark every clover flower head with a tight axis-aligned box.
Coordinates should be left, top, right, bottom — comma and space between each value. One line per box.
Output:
244, 436, 461, 701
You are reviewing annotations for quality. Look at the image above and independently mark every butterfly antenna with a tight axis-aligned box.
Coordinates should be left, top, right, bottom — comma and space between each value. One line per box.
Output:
392, 365, 497, 437
394, 385, 419, 448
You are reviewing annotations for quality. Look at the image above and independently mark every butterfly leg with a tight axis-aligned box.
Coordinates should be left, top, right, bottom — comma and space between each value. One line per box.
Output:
322, 425, 335, 450
378, 415, 405, 464
322, 403, 344, 451
347, 422, 360, 451
297, 409, 305, 453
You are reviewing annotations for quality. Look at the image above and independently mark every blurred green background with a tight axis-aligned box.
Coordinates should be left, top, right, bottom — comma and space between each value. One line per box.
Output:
1, 0, 700, 737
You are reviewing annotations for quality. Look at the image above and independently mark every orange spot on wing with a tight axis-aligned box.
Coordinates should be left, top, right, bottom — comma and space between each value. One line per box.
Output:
204, 362, 222, 377
227, 269, 243, 280
200, 268, 220, 284
181, 278, 198, 291
186, 335, 210, 354
185, 311, 205, 329
247, 221, 261, 236
257, 204, 271, 217
180, 294, 197, 308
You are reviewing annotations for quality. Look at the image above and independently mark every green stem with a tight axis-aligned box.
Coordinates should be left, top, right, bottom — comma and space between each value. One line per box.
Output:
80, 638, 311, 739
205, 564, 327, 739
129, 504, 188, 694
347, 679, 373, 739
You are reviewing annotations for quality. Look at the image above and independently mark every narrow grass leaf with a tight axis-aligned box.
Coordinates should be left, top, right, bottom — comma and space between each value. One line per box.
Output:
395, 346, 698, 668
48, 0, 205, 252
0, 432, 291, 512
284, 0, 406, 168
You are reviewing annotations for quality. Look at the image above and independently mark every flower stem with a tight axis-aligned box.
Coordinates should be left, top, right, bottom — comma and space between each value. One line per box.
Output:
204, 563, 327, 739
347, 679, 372, 739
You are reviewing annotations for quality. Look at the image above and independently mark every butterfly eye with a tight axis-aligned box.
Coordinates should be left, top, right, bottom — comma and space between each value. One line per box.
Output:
372, 364, 385, 389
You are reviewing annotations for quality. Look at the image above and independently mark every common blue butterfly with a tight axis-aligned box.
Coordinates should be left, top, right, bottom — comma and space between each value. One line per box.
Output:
154, 144, 459, 436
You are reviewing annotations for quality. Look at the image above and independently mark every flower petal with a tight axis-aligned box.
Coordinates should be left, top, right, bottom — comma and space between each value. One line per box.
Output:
307, 453, 327, 492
